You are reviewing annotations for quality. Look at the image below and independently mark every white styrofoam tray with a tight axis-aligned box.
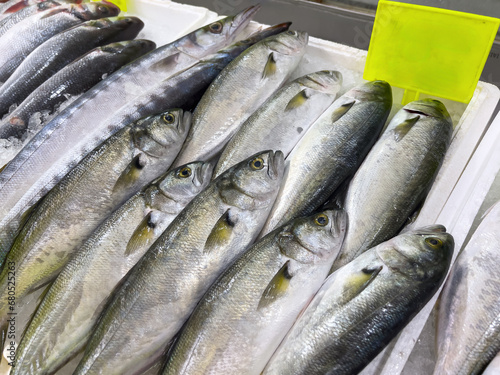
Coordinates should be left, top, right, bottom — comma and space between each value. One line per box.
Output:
2, 0, 499, 374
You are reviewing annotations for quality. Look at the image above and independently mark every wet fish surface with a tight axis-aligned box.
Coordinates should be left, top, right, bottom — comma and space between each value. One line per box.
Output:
263, 225, 454, 375
259, 80, 392, 238
0, 109, 191, 331
0, 16, 145, 117
162, 210, 346, 375
434, 200, 500, 375
172, 28, 308, 167
213, 70, 342, 178
331, 99, 453, 272
11, 161, 213, 375
0, 1, 119, 82
0, 39, 156, 139
73, 150, 285, 375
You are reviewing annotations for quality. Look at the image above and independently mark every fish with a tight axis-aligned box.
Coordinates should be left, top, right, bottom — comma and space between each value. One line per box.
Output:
434, 200, 500, 375
213, 70, 343, 178
11, 161, 214, 375
331, 98, 453, 272
0, 16, 145, 117
263, 225, 454, 375
162, 210, 347, 375
0, 109, 191, 332
258, 80, 392, 238
172, 29, 308, 168
0, 0, 76, 20
0, 1, 120, 82
0, 39, 156, 139
0, 22, 285, 266
0, 6, 258, 240
73, 150, 285, 375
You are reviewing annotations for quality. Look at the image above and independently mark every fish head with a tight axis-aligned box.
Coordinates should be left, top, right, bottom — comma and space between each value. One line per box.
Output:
377, 225, 454, 282
346, 80, 392, 106
216, 150, 284, 210
72, 1, 121, 21
181, 5, 260, 58
297, 70, 343, 95
264, 30, 309, 56
131, 109, 192, 159
277, 210, 347, 265
99, 39, 157, 60
157, 161, 214, 203
96, 16, 144, 40
403, 99, 453, 125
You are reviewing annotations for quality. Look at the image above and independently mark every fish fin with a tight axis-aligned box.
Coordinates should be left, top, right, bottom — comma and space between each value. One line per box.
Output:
125, 211, 156, 256
204, 209, 235, 254
262, 52, 277, 79
393, 116, 420, 142
258, 260, 292, 310
341, 266, 382, 304
0, 163, 6, 174
330, 100, 355, 123
18, 200, 42, 231
19, 283, 53, 343
150, 53, 181, 72
113, 154, 146, 193
285, 89, 309, 111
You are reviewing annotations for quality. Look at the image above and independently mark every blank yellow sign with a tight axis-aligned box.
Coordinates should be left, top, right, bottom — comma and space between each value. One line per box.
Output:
364, 1, 499, 104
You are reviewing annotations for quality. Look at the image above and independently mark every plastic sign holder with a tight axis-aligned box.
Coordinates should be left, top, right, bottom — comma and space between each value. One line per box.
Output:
364, 0, 500, 104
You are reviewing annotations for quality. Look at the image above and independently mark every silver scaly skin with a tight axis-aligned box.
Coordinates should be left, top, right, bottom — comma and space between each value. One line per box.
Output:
11, 161, 213, 375
73, 150, 284, 375
264, 225, 453, 375
213, 70, 342, 178
162, 210, 346, 375
0, 1, 119, 82
0, 109, 191, 331
259, 80, 392, 238
0, 39, 156, 139
0, 6, 258, 238
434, 201, 500, 375
331, 98, 453, 272
172, 29, 308, 167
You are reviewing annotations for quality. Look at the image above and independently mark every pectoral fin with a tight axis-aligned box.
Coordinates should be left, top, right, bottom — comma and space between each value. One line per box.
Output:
204, 209, 235, 254
125, 211, 157, 256
330, 100, 355, 123
340, 266, 382, 304
258, 260, 292, 310
393, 116, 420, 142
113, 154, 146, 193
150, 53, 181, 72
262, 52, 277, 79
0, 164, 6, 173
285, 89, 309, 111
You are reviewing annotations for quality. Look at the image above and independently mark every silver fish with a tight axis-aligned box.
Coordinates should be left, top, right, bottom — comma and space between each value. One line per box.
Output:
331, 98, 453, 272
434, 201, 500, 375
0, 109, 191, 330
259, 80, 392, 238
11, 161, 213, 375
0, 22, 283, 266
264, 225, 454, 375
162, 210, 346, 375
0, 1, 120, 82
172, 29, 308, 167
213, 70, 342, 178
0, 39, 156, 139
73, 150, 285, 375
0, 6, 258, 229
0, 16, 145, 117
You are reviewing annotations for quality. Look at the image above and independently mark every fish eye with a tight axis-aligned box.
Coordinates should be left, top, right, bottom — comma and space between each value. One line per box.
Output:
177, 167, 192, 178
98, 5, 108, 13
209, 21, 223, 34
250, 157, 264, 170
162, 113, 175, 124
314, 213, 329, 226
286, 30, 296, 36
425, 237, 443, 248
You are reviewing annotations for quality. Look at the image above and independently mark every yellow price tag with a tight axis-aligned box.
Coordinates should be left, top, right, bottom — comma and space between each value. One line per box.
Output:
93, 0, 127, 12
364, 0, 499, 104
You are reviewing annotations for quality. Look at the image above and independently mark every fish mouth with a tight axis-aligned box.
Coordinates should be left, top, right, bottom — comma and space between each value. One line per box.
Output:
267, 150, 284, 180
229, 5, 261, 35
